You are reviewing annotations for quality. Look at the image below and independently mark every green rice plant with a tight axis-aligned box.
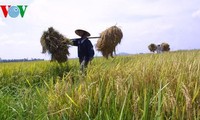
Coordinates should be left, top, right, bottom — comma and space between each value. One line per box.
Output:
0, 50, 200, 119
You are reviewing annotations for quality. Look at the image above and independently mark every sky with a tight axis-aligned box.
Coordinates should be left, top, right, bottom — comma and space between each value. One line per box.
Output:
0, 0, 200, 60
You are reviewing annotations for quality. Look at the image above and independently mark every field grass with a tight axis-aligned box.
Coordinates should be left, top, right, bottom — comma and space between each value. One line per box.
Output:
0, 50, 200, 119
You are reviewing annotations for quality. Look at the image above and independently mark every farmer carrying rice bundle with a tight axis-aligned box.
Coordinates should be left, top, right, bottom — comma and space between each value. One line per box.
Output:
41, 25, 123, 72
70, 29, 95, 72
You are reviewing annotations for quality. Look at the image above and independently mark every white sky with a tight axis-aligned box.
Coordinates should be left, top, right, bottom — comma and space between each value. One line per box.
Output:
0, 0, 200, 59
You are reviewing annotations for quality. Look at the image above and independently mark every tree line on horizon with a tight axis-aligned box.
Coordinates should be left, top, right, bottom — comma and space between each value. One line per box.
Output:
0, 58, 44, 63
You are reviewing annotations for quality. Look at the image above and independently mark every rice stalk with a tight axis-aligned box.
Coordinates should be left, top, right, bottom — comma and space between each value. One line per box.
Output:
181, 83, 192, 119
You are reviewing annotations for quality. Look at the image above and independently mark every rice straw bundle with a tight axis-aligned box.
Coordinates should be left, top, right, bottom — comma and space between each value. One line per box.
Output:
148, 43, 157, 53
40, 27, 71, 63
161, 42, 170, 52
96, 25, 123, 58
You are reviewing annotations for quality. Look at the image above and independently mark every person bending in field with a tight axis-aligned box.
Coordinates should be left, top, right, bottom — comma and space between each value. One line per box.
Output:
71, 29, 94, 72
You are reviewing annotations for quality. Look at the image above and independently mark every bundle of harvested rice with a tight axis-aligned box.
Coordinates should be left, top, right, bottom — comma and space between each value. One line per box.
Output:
96, 25, 123, 58
161, 42, 170, 52
40, 27, 71, 63
148, 43, 157, 53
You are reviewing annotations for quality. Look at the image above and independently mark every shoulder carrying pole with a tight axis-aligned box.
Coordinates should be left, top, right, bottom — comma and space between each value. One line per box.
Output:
71, 36, 100, 40
88, 37, 101, 39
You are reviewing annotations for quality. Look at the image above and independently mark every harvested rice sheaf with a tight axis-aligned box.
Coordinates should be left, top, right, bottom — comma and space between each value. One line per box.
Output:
161, 42, 170, 52
96, 26, 123, 59
40, 27, 71, 63
148, 43, 157, 53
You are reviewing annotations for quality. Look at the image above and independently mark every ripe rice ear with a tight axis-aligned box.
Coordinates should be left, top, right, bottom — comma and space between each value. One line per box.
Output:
96, 25, 123, 59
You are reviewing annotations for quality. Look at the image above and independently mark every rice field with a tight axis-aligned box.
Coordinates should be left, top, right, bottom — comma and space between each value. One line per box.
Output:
0, 50, 200, 119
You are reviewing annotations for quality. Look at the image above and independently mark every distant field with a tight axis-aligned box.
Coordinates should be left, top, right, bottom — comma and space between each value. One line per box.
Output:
0, 50, 200, 119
